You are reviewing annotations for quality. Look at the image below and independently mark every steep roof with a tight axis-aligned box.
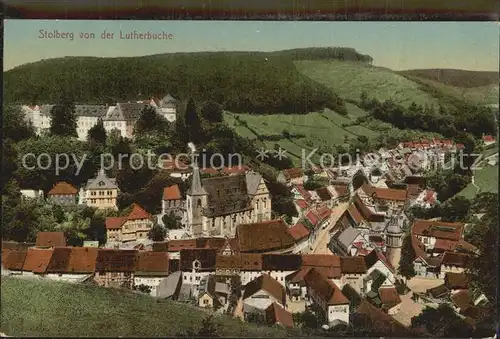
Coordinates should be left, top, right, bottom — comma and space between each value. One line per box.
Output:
35, 232, 66, 247
243, 273, 286, 305
47, 181, 78, 196
340, 256, 367, 274
302, 254, 341, 279
215, 254, 241, 269
85, 169, 118, 190
265, 302, 294, 328
411, 219, 464, 241
95, 249, 137, 272
105, 203, 151, 229
347, 204, 364, 225
353, 194, 385, 222
240, 253, 263, 270
379, 287, 402, 311
364, 249, 395, 273
441, 252, 469, 267
3, 249, 28, 271
262, 254, 302, 271
163, 185, 182, 200
106, 102, 148, 121
236, 219, 295, 253
135, 251, 169, 276
445, 272, 470, 290
23, 248, 54, 273
66, 247, 98, 273
335, 226, 361, 251
202, 174, 252, 217
451, 289, 472, 312
355, 301, 408, 335
245, 172, 264, 196
303, 268, 349, 306
282, 168, 304, 180
288, 223, 310, 241
315, 187, 332, 201
45, 247, 72, 273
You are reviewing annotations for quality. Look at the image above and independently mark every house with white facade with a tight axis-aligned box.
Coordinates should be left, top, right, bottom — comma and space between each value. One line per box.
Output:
261, 254, 302, 288
134, 251, 170, 296
179, 248, 217, 287
242, 273, 288, 322
303, 268, 350, 325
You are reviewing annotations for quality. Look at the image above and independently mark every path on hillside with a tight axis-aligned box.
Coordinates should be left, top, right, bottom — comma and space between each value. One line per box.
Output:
311, 202, 349, 254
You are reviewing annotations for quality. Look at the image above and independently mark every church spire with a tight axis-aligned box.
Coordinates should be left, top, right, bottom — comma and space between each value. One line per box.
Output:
187, 149, 207, 196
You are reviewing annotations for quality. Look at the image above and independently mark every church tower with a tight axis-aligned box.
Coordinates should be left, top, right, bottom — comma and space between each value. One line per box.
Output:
385, 212, 404, 272
186, 153, 207, 237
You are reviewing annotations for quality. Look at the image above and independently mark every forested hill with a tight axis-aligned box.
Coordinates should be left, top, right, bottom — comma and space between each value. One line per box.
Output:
398, 68, 499, 88
4, 47, 371, 114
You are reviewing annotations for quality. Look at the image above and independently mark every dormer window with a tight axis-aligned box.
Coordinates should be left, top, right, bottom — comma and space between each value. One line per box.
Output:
98, 181, 105, 187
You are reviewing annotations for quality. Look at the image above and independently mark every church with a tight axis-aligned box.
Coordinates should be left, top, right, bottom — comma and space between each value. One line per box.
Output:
186, 164, 272, 238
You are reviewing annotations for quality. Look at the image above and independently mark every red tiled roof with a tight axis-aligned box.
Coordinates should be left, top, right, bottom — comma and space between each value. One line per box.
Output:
288, 223, 310, 241
23, 248, 54, 273
266, 302, 294, 328
423, 190, 436, 204
379, 287, 402, 311
482, 135, 495, 142
95, 249, 137, 272
243, 273, 286, 305
295, 185, 312, 201
286, 267, 312, 284
35, 232, 66, 247
67, 247, 98, 273
47, 181, 78, 196
364, 250, 395, 273
240, 253, 263, 270
105, 217, 127, 229
127, 203, 151, 220
434, 239, 458, 251
373, 187, 408, 201
456, 239, 478, 253
161, 159, 191, 172
445, 272, 470, 290
2, 249, 28, 271
304, 268, 349, 305
355, 301, 408, 335
315, 206, 332, 221
315, 187, 332, 201
167, 239, 198, 251
340, 256, 367, 274
347, 204, 364, 225
105, 203, 151, 229
283, 168, 304, 180
135, 251, 169, 275
302, 254, 341, 278
295, 199, 308, 209
442, 140, 453, 145
451, 289, 472, 312
305, 211, 319, 226
163, 185, 182, 200
442, 252, 469, 267
412, 220, 464, 241
215, 254, 241, 269
456, 144, 465, 149
236, 220, 295, 253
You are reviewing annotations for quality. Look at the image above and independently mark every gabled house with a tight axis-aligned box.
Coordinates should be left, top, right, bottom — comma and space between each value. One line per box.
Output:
277, 168, 305, 186
103, 102, 149, 139
46, 181, 78, 206
265, 302, 295, 328
45, 247, 97, 283
235, 219, 296, 254
197, 274, 231, 311
289, 222, 310, 253
411, 189, 438, 209
363, 249, 395, 288
35, 232, 66, 248
134, 251, 170, 296
353, 301, 408, 336
21, 247, 53, 277
239, 253, 264, 286
411, 219, 464, 252
243, 273, 287, 322
411, 236, 442, 278
84, 169, 119, 210
482, 135, 496, 146
339, 256, 367, 294
106, 204, 154, 245
303, 268, 350, 325
94, 249, 137, 289
329, 226, 365, 256
444, 272, 470, 293
20, 189, 44, 203
440, 252, 470, 278
261, 254, 302, 287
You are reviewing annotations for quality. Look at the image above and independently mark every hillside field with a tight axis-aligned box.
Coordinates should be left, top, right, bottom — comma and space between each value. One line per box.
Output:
224, 104, 375, 165
295, 60, 441, 108
1, 277, 296, 337
457, 163, 499, 199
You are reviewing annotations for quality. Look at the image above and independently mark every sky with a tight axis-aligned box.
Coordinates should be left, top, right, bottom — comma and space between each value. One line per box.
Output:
3, 20, 499, 71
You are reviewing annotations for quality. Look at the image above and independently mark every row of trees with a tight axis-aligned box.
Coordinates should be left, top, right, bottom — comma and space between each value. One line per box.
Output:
359, 92, 497, 139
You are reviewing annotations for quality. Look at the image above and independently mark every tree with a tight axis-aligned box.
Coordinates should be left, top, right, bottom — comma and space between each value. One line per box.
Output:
411, 304, 474, 337
87, 118, 107, 145
3, 105, 35, 142
398, 233, 416, 280
293, 310, 321, 329
148, 223, 166, 242
162, 212, 181, 230
50, 93, 77, 137
201, 100, 223, 122
185, 98, 201, 143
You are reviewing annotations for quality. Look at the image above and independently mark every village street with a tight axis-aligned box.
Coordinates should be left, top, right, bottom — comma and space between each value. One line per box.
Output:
311, 202, 349, 254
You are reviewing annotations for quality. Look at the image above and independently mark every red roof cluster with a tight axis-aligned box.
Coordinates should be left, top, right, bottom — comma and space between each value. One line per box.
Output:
482, 135, 495, 142
412, 220, 464, 241
47, 181, 78, 196
288, 223, 310, 242
106, 203, 152, 229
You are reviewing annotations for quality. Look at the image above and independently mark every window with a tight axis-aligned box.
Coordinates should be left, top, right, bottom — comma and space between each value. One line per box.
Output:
203, 299, 209, 305
107, 190, 112, 196
99, 191, 104, 196
91, 191, 96, 196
